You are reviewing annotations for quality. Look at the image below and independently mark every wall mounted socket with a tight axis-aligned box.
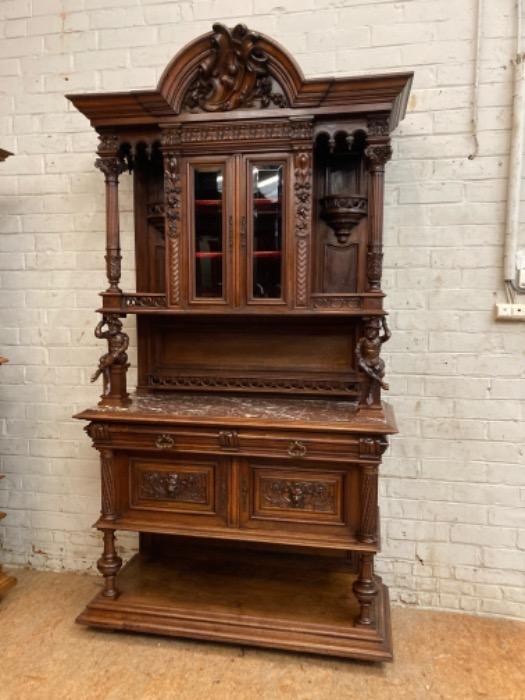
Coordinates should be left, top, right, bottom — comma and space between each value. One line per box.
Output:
495, 303, 525, 320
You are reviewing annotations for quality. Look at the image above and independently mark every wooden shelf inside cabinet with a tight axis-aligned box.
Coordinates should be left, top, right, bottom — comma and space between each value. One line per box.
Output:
70, 21, 411, 661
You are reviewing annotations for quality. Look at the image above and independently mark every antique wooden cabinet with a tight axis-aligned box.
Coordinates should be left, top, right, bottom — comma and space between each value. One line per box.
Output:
69, 24, 412, 661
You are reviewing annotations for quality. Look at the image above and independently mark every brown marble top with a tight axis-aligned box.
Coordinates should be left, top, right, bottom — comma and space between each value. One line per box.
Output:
75, 392, 396, 434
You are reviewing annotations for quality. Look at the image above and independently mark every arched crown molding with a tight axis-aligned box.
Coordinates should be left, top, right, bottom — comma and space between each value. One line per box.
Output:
157, 23, 305, 114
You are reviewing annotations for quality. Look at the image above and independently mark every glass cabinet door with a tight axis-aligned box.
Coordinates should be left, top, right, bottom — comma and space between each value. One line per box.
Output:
245, 158, 288, 305
188, 159, 231, 304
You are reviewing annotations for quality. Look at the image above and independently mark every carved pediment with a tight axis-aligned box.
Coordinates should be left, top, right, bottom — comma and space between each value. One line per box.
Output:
181, 23, 287, 113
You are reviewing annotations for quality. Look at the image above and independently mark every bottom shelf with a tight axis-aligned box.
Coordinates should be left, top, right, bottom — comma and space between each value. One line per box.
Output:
77, 547, 392, 662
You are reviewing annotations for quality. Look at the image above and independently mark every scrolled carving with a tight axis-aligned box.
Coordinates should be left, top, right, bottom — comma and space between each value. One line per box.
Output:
367, 117, 390, 138
262, 479, 335, 512
359, 436, 388, 458
95, 156, 126, 180
148, 374, 358, 396
138, 470, 207, 504
183, 23, 287, 112
364, 143, 392, 170
85, 422, 111, 443
91, 315, 129, 398
356, 316, 391, 405
97, 133, 120, 154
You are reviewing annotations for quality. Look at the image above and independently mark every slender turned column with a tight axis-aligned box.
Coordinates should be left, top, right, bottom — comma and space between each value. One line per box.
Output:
365, 118, 392, 292
97, 530, 122, 599
353, 552, 378, 627
160, 127, 183, 307
95, 134, 126, 293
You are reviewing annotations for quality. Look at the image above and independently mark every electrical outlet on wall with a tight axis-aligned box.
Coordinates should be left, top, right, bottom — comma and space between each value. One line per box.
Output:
495, 303, 525, 320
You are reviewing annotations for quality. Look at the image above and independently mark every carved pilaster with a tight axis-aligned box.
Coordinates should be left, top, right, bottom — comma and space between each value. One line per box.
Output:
95, 134, 126, 293
161, 128, 183, 306
100, 448, 117, 521
365, 117, 392, 292
358, 463, 379, 544
293, 150, 312, 307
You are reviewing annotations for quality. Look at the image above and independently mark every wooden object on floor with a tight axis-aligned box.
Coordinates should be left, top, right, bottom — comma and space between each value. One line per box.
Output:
69, 23, 412, 661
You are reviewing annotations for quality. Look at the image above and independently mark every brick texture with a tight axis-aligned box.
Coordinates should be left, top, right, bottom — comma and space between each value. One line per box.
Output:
1, 0, 524, 620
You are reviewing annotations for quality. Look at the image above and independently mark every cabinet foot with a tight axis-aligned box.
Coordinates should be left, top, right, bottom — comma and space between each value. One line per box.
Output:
97, 530, 122, 599
352, 552, 378, 627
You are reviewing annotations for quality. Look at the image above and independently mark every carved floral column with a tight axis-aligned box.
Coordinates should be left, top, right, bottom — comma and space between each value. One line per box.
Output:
95, 133, 127, 293
160, 127, 183, 307
291, 119, 314, 308
365, 118, 392, 292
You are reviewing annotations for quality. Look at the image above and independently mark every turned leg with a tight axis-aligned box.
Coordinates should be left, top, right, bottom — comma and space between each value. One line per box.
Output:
352, 552, 378, 627
97, 530, 122, 598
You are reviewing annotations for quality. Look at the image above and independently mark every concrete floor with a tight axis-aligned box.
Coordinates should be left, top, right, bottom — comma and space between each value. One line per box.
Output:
1, 569, 524, 700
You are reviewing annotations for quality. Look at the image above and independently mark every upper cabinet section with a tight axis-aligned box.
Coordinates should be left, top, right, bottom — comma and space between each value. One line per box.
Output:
68, 23, 412, 317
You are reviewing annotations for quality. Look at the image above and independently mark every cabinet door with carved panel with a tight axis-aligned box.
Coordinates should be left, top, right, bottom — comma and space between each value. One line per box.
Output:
238, 458, 360, 545
125, 453, 230, 530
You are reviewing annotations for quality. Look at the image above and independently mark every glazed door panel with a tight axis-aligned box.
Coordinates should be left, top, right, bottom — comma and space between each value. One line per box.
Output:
184, 156, 235, 307
241, 155, 291, 308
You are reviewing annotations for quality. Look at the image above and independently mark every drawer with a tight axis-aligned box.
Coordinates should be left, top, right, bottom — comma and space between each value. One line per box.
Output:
92, 422, 361, 462
239, 458, 360, 543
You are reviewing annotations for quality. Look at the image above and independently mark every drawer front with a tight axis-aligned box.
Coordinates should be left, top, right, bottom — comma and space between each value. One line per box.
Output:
239, 459, 359, 541
100, 423, 360, 462
125, 454, 228, 528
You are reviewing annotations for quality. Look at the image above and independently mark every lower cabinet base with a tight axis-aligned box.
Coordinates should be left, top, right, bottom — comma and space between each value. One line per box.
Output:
76, 547, 393, 662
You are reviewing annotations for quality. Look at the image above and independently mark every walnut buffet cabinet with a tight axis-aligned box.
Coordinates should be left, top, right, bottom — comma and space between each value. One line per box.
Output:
69, 24, 412, 662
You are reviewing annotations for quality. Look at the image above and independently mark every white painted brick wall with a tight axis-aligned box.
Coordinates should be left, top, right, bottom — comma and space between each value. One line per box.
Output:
1, 0, 525, 621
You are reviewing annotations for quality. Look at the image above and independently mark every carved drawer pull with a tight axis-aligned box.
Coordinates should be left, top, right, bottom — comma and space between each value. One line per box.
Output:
155, 434, 175, 450
287, 440, 307, 458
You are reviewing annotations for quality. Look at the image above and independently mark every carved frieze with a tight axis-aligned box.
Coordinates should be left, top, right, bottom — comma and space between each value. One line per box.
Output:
138, 470, 208, 504
262, 478, 335, 512
148, 374, 358, 396
123, 294, 167, 309
311, 295, 362, 310
182, 23, 287, 113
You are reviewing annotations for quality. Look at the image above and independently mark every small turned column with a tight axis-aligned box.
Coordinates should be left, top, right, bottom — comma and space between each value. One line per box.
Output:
365, 118, 392, 292
95, 134, 127, 293
97, 530, 122, 599
353, 553, 378, 627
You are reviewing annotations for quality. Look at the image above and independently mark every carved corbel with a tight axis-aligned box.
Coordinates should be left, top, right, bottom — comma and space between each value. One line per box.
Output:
84, 422, 111, 445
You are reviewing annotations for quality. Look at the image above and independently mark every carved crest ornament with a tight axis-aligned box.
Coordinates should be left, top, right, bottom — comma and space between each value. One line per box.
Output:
183, 23, 287, 112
